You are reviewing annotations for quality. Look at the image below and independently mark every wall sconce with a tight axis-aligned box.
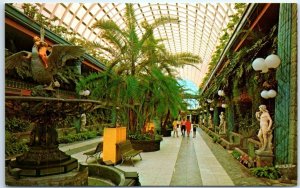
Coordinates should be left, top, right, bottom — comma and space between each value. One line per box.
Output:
252, 54, 280, 99
218, 90, 225, 97
260, 89, 277, 99
252, 54, 281, 73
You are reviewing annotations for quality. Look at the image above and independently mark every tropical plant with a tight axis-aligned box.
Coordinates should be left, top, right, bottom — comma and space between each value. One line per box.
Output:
77, 4, 200, 135
250, 166, 281, 179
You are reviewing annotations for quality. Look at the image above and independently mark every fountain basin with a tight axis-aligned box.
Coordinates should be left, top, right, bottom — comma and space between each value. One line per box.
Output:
5, 166, 88, 186
80, 163, 140, 186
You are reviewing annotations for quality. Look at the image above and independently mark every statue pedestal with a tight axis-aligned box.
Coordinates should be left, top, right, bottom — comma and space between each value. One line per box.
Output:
255, 150, 274, 167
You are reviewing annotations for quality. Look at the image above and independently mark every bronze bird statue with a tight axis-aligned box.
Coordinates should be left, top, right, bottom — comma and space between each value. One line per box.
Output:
5, 36, 85, 90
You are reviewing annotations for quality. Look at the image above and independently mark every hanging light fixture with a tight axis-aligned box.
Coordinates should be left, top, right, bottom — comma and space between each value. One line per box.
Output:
210, 107, 214, 111
265, 54, 281, 69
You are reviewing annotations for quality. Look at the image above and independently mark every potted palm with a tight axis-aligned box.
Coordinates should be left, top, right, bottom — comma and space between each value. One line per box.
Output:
76, 3, 200, 152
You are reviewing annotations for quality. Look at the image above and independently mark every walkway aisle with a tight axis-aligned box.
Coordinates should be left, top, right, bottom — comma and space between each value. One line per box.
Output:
115, 135, 182, 186
193, 129, 234, 186
170, 135, 202, 186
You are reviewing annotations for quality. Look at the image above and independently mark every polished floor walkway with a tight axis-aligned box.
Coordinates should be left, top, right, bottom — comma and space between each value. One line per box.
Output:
59, 128, 288, 186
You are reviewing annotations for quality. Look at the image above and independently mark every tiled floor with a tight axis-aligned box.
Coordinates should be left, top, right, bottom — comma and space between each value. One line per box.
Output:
52, 128, 297, 186
113, 129, 234, 186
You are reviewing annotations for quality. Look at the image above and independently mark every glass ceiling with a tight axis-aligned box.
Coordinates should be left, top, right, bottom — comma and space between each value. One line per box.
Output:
12, 3, 237, 87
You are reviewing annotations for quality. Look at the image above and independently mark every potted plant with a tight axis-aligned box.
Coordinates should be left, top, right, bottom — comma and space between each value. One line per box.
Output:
76, 4, 199, 151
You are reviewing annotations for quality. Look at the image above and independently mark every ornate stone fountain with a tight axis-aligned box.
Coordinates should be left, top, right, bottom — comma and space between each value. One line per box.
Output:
5, 96, 106, 186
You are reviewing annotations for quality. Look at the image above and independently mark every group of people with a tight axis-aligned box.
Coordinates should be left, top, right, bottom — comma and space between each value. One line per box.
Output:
172, 118, 197, 138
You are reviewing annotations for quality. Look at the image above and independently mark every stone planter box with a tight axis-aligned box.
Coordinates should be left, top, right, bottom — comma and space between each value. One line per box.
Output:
130, 139, 162, 152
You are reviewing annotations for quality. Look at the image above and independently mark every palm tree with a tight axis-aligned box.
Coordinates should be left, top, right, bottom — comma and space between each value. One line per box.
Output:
77, 3, 200, 134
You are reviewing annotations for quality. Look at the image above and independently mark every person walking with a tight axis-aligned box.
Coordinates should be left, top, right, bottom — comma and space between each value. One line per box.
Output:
186, 119, 191, 137
192, 121, 197, 138
180, 118, 186, 137
172, 119, 179, 137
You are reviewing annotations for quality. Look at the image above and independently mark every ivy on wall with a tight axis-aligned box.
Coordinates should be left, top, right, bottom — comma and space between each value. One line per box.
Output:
199, 24, 278, 136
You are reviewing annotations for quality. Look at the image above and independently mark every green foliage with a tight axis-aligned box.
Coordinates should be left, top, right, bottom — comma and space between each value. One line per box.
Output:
231, 149, 241, 160
5, 117, 32, 133
250, 166, 281, 179
58, 131, 98, 144
21, 4, 75, 40
201, 4, 247, 88
78, 4, 199, 134
212, 136, 221, 143
5, 131, 29, 157
128, 131, 163, 141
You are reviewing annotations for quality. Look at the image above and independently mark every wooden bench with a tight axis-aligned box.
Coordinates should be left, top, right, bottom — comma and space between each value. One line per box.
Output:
83, 142, 103, 163
117, 140, 142, 166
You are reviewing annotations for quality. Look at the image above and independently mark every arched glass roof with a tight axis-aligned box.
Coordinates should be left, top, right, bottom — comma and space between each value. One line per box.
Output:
12, 3, 238, 87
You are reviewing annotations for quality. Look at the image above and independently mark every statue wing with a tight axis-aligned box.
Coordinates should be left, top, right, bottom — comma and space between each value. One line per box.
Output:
5, 51, 31, 70
5, 51, 33, 78
47, 45, 85, 73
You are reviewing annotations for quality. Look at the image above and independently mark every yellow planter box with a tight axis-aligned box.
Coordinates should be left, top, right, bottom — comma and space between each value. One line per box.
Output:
103, 127, 126, 164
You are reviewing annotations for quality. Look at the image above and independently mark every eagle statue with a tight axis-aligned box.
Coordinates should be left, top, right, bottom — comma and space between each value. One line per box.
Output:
5, 36, 85, 90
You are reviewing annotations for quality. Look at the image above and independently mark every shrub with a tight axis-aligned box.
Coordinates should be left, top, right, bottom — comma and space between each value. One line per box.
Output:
250, 166, 281, 179
5, 117, 32, 133
5, 131, 29, 157
58, 131, 98, 144
231, 149, 241, 160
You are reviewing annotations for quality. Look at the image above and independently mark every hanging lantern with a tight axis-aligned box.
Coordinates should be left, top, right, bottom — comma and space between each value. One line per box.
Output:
265, 54, 281, 69
267, 89, 277, 98
252, 58, 267, 71
221, 104, 227, 108
261, 90, 269, 99
218, 90, 225, 96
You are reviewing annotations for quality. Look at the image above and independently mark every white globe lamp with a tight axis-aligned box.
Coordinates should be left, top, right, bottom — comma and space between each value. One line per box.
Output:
267, 89, 277, 98
252, 58, 267, 71
84, 90, 90, 96
265, 54, 281, 69
261, 90, 269, 99
218, 90, 225, 96
221, 104, 227, 108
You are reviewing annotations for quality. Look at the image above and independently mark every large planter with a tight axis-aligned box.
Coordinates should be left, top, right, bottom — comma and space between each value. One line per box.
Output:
130, 139, 162, 152
162, 128, 172, 137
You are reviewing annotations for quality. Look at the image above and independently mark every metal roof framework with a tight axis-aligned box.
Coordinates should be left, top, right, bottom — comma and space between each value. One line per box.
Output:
13, 3, 238, 87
